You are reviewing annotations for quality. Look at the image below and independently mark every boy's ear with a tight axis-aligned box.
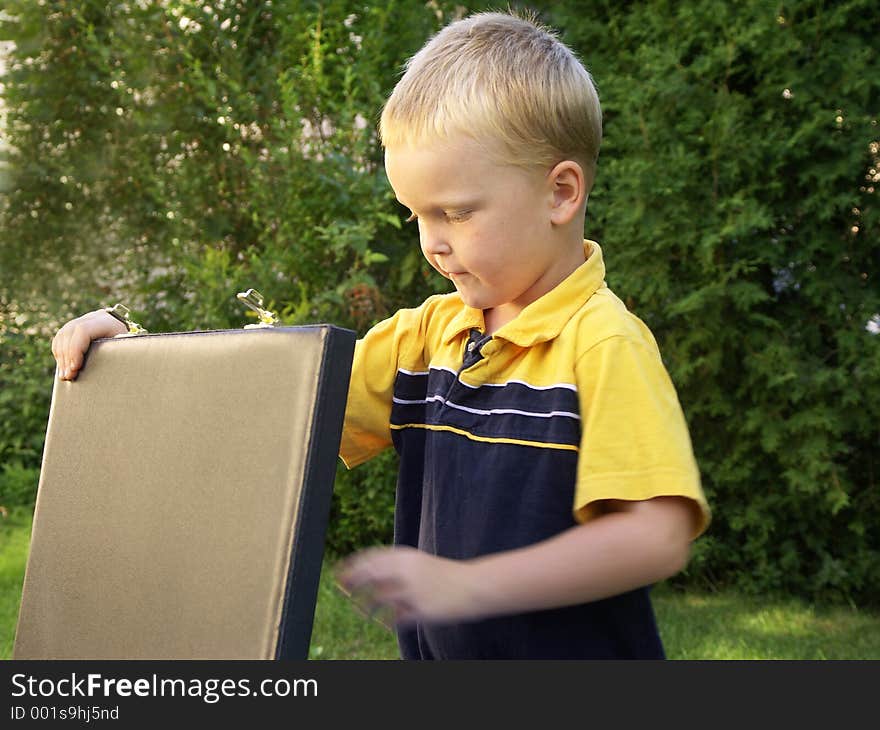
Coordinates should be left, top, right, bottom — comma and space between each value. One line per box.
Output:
547, 160, 587, 226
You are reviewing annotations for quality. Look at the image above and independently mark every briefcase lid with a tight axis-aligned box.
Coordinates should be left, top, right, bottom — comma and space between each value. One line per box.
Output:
13, 324, 354, 659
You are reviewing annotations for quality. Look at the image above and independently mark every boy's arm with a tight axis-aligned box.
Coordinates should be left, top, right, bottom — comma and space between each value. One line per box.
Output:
338, 494, 696, 627
52, 310, 128, 380
465, 494, 694, 617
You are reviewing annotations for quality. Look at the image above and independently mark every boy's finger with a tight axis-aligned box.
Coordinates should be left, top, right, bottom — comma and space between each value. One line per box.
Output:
60, 329, 74, 377
50, 333, 64, 377
65, 327, 93, 379
337, 557, 401, 595
68, 350, 82, 374
62, 343, 72, 379
58, 343, 67, 378
335, 584, 395, 631
334, 553, 371, 589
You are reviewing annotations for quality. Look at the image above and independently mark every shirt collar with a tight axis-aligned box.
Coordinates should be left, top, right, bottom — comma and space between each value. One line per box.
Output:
441, 240, 606, 347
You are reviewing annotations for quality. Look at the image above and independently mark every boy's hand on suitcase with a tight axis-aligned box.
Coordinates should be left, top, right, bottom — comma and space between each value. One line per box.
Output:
337, 546, 483, 628
51, 310, 127, 381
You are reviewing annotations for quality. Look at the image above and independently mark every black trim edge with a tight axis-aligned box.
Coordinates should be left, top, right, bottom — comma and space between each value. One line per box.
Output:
275, 325, 356, 659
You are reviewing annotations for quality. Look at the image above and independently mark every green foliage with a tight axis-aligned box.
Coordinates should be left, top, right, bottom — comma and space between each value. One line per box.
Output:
0, 463, 40, 510
325, 449, 398, 557
1, 1, 877, 602
546, 0, 880, 603
0, 0, 458, 554
0, 0, 452, 325
0, 329, 53, 508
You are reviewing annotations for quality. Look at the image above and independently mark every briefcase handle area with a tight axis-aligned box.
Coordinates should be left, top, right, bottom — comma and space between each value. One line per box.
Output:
235, 288, 281, 329
106, 287, 280, 337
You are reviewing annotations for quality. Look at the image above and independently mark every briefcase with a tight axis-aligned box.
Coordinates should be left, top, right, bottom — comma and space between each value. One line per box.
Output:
13, 322, 355, 659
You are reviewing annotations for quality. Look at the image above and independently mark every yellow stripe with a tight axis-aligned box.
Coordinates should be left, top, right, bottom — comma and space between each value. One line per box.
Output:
390, 422, 579, 452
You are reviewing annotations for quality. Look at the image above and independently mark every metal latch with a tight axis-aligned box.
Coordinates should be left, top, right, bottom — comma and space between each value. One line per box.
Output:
236, 288, 279, 328
106, 303, 148, 337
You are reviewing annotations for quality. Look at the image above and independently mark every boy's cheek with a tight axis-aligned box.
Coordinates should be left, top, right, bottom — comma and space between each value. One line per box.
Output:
425, 256, 452, 280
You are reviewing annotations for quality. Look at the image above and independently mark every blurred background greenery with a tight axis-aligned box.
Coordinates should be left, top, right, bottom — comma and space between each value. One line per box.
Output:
0, 0, 878, 614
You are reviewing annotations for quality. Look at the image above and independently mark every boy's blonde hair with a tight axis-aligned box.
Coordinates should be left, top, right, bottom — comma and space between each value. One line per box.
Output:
380, 11, 602, 190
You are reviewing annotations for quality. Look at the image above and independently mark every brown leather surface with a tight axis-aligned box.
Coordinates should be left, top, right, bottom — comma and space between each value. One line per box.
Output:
14, 326, 334, 659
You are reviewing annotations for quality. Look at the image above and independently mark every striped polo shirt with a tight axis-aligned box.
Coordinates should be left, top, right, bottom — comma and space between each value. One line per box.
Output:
340, 241, 710, 659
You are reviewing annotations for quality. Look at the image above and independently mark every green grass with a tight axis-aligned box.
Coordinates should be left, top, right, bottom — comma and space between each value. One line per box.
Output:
309, 562, 399, 659
2, 509, 879, 660
0, 506, 33, 659
652, 588, 880, 659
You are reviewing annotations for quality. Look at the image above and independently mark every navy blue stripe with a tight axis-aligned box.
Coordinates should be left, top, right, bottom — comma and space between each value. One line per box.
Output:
394, 368, 579, 416
394, 370, 433, 400
394, 430, 580, 555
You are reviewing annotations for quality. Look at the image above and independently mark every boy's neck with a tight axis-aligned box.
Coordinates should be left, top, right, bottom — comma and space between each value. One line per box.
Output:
483, 236, 590, 336
482, 307, 508, 337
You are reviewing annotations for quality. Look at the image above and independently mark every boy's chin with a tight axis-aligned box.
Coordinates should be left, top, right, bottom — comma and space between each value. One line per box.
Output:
449, 278, 507, 311
454, 288, 486, 309
456, 291, 503, 313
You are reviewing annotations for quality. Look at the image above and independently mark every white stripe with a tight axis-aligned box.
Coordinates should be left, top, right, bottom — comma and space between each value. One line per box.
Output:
428, 365, 459, 376
397, 366, 577, 392
392, 395, 580, 421
457, 377, 578, 392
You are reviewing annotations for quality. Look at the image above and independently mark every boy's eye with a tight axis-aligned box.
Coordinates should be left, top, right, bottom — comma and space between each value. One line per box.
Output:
403, 210, 471, 224
446, 210, 472, 223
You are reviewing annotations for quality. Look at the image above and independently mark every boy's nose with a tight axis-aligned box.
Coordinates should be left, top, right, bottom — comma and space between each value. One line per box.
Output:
419, 225, 452, 256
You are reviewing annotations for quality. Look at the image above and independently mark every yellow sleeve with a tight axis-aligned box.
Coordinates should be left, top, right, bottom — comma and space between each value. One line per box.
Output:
338, 305, 422, 469
573, 334, 711, 538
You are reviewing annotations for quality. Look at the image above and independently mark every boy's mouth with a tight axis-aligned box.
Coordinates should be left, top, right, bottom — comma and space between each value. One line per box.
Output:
433, 261, 466, 279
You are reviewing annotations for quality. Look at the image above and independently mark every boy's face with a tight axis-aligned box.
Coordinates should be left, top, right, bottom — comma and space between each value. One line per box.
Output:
384, 135, 583, 325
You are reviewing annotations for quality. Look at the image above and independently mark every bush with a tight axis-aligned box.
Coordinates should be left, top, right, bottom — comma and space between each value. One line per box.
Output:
547, 0, 880, 603
0, 329, 54, 509
0, 0, 452, 327
0, 463, 40, 510
1, 1, 877, 603
325, 450, 397, 557
0, 0, 452, 551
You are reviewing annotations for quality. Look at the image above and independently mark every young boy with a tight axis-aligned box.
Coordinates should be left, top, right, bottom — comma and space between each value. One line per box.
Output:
52, 11, 709, 659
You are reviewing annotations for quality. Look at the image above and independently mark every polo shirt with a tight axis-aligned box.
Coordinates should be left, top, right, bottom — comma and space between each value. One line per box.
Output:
340, 240, 710, 659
